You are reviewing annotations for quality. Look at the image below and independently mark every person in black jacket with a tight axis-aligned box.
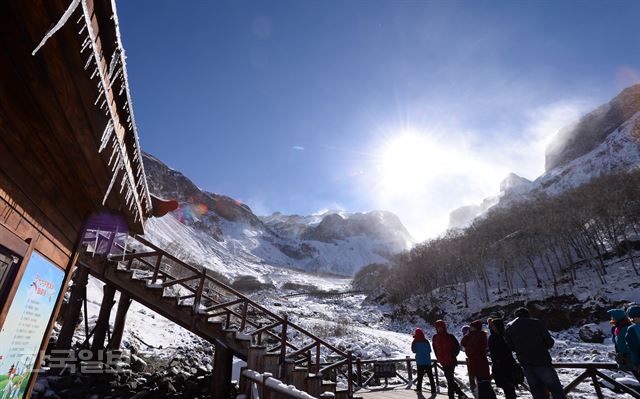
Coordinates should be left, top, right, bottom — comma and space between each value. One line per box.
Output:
488, 318, 518, 399
505, 308, 565, 399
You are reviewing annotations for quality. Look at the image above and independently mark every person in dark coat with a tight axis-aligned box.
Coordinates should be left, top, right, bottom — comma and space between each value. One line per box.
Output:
433, 320, 465, 399
505, 307, 565, 399
461, 320, 496, 399
625, 305, 640, 381
412, 327, 436, 394
488, 318, 518, 399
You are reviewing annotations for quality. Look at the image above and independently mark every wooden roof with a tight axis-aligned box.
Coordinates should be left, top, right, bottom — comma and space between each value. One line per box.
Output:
0, 0, 152, 253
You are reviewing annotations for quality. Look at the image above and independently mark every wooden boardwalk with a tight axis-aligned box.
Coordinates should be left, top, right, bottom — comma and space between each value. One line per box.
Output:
357, 387, 450, 399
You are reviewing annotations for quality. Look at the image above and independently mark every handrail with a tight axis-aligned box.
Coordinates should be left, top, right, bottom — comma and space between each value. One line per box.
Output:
82, 230, 354, 396
240, 369, 317, 399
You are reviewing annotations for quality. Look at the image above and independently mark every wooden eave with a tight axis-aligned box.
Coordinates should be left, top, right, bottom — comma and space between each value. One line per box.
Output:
0, 0, 152, 251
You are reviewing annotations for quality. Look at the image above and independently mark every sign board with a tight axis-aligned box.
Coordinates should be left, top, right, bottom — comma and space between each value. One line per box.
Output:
0, 252, 64, 399
373, 362, 396, 378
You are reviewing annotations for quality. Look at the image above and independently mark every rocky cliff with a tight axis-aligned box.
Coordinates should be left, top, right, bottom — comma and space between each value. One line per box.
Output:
545, 84, 640, 171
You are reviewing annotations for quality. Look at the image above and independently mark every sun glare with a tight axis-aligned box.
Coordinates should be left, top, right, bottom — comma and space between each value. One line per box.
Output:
378, 132, 443, 195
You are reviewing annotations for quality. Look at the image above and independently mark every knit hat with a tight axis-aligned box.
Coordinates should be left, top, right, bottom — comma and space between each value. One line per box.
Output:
608, 308, 626, 322
461, 325, 470, 335
434, 320, 447, 332
627, 305, 640, 318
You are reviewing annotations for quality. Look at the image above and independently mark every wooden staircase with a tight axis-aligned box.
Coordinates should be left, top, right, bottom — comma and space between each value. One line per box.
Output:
79, 229, 353, 399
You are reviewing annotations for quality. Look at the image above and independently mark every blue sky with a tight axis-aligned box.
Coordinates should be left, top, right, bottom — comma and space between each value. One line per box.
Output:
118, 1, 640, 240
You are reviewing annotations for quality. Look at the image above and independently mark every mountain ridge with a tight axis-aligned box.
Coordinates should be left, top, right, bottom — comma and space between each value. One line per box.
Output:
142, 153, 414, 276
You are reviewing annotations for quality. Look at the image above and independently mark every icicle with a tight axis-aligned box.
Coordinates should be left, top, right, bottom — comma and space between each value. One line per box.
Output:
108, 49, 120, 79
118, 83, 125, 96
102, 158, 123, 205
100, 99, 107, 110
94, 88, 104, 106
78, 23, 87, 35
32, 0, 81, 56
84, 53, 92, 70
90, 66, 98, 80
111, 151, 122, 173
98, 121, 114, 153
119, 172, 127, 194
76, 14, 83, 25
80, 36, 91, 53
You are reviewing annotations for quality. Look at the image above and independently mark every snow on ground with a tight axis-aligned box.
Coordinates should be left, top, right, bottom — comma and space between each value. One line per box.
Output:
73, 250, 640, 399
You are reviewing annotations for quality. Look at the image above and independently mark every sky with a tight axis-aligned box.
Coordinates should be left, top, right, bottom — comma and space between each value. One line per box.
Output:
117, 0, 640, 241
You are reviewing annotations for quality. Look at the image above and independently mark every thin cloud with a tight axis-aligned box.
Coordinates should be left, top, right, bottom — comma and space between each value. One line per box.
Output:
292, 145, 305, 151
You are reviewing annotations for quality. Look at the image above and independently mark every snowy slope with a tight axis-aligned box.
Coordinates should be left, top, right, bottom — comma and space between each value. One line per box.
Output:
142, 153, 413, 277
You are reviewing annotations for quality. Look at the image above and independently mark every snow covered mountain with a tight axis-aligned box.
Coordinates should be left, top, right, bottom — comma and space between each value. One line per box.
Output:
449, 84, 640, 229
141, 153, 414, 277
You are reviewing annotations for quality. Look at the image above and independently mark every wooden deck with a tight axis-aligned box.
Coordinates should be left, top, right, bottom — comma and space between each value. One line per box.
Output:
357, 387, 450, 399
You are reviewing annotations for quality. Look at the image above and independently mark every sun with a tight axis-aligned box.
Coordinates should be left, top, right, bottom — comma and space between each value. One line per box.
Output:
377, 132, 444, 195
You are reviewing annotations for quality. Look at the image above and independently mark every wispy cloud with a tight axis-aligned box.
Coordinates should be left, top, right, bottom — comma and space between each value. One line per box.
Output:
292, 145, 305, 151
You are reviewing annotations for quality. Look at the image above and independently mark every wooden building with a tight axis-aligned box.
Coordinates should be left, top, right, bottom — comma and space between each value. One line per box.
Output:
0, 0, 155, 397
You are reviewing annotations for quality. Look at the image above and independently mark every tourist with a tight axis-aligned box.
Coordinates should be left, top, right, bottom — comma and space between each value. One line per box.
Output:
412, 327, 436, 394
488, 318, 519, 399
461, 320, 496, 399
433, 320, 465, 399
608, 308, 634, 374
505, 307, 566, 399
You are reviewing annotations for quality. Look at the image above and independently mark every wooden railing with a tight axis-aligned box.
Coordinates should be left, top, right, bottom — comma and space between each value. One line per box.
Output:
350, 356, 640, 399
82, 230, 354, 395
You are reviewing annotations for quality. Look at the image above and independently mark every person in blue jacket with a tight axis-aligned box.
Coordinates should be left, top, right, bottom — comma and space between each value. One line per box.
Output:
412, 327, 436, 394
608, 308, 633, 372
624, 305, 640, 381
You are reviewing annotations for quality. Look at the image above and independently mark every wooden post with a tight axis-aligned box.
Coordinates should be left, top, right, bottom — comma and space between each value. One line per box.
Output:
91, 283, 116, 351
316, 342, 321, 375
356, 358, 362, 387
108, 291, 132, 349
590, 369, 604, 399
347, 351, 354, 397
151, 253, 162, 283
280, 316, 288, 362
56, 266, 89, 350
212, 342, 233, 399
193, 270, 205, 314
406, 356, 413, 388
240, 301, 248, 331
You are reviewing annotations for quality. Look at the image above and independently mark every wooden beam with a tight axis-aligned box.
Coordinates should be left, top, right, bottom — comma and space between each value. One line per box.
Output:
212, 342, 233, 399
56, 266, 89, 350
91, 283, 116, 351
108, 291, 132, 350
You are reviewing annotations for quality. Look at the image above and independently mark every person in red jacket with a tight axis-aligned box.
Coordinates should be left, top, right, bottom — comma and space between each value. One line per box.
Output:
433, 320, 465, 399
461, 320, 497, 399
